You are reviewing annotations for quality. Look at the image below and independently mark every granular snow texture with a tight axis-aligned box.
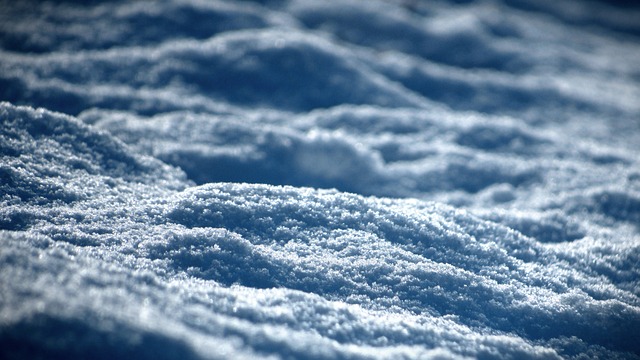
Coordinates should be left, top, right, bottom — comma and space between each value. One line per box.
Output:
1, 0, 639, 359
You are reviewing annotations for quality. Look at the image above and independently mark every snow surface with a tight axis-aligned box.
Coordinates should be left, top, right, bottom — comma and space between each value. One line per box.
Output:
1, 0, 640, 359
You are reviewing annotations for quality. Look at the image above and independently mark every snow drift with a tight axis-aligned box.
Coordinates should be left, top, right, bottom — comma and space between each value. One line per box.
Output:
1, 0, 640, 359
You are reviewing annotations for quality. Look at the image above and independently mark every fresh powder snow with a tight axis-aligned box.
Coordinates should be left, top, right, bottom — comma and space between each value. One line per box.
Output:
1, 0, 639, 359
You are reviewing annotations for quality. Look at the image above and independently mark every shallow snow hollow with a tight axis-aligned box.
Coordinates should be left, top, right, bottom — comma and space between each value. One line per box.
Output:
2, 0, 640, 359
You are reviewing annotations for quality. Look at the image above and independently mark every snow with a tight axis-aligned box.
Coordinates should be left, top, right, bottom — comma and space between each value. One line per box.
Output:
1, 0, 640, 359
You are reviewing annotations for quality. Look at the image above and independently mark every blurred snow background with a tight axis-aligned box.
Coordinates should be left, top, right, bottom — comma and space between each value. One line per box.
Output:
1, 0, 639, 359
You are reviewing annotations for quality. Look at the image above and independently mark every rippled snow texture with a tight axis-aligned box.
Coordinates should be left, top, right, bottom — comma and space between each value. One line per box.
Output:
1, 0, 640, 359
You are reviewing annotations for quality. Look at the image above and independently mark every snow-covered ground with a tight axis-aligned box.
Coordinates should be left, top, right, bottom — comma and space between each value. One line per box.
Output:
1, 0, 639, 359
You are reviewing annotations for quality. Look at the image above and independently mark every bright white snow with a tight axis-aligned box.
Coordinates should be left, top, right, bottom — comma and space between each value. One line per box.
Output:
1, 0, 639, 359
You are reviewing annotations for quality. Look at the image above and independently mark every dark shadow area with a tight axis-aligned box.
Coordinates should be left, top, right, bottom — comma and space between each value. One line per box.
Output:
0, 0, 269, 53
0, 314, 204, 360
501, 0, 640, 38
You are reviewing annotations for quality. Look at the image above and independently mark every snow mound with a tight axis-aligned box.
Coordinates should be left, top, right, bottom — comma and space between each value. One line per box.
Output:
2, 103, 640, 359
